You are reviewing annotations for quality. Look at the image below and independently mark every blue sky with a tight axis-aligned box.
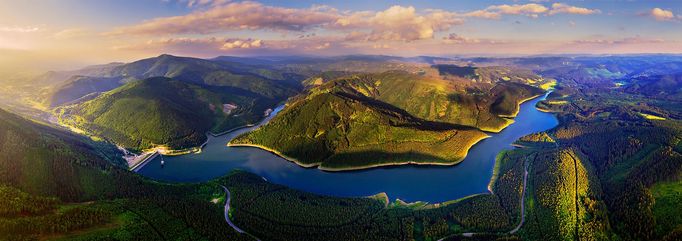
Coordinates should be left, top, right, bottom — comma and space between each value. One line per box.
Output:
1, 0, 681, 70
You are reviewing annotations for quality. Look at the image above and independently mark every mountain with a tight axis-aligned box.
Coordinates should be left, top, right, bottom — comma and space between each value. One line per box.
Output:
230, 74, 487, 171
623, 73, 682, 98
324, 71, 544, 131
41, 54, 309, 152
56, 77, 276, 152
44, 75, 126, 107
108, 54, 301, 94
230, 70, 547, 170
43, 54, 303, 109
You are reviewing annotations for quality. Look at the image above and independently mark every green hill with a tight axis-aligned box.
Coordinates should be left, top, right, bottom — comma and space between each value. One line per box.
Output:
231, 72, 490, 170
108, 54, 301, 98
39, 54, 302, 111
0, 108, 252, 241
56, 77, 276, 152
0, 108, 126, 201
308, 71, 543, 131
44, 75, 126, 107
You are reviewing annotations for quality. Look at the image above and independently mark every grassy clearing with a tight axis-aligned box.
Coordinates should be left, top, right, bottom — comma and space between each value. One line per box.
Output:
639, 112, 667, 120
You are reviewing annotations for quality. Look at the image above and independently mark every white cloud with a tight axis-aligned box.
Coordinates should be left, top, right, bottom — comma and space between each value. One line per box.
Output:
442, 33, 503, 44
548, 3, 600, 15
221, 39, 263, 49
650, 8, 675, 21
464, 3, 599, 19
0, 26, 40, 33
334, 5, 463, 41
53, 28, 90, 39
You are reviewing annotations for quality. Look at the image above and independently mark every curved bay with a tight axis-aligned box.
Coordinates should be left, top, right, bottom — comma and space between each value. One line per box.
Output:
137, 93, 558, 203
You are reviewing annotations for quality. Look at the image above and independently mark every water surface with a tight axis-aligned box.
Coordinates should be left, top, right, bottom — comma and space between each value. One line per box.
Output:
138, 93, 558, 203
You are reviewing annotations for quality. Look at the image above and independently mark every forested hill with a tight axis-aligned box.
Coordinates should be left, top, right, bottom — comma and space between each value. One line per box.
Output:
231, 70, 543, 170
231, 80, 487, 170
42, 54, 303, 108
55, 77, 279, 152
318, 71, 545, 131
0, 107, 126, 201
0, 107, 251, 240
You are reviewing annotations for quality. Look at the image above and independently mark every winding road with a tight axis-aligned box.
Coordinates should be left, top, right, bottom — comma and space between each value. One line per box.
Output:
220, 185, 245, 233
438, 157, 530, 241
508, 158, 529, 234
221, 185, 262, 241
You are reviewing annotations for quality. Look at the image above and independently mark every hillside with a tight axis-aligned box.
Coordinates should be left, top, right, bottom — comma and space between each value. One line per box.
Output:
108, 54, 302, 97
0, 108, 125, 201
307, 71, 544, 131
56, 77, 274, 152
44, 75, 126, 107
0, 107, 252, 241
231, 88, 486, 170
231, 71, 527, 170
40, 54, 301, 109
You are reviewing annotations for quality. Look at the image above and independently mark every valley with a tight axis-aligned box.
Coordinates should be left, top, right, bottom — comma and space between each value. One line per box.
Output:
1, 54, 682, 241
4, 1, 682, 240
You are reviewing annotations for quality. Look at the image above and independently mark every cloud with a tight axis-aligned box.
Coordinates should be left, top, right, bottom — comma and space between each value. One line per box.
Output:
162, 0, 231, 8
53, 28, 90, 39
442, 33, 504, 44
111, 1, 340, 35
334, 6, 463, 41
488, 4, 548, 17
464, 3, 599, 19
115, 37, 263, 54
0, 26, 40, 33
463, 10, 502, 20
220, 39, 262, 49
114, 2, 463, 42
650, 8, 675, 21
548, 3, 600, 15
464, 4, 548, 19
113, 35, 354, 56
311, 42, 331, 50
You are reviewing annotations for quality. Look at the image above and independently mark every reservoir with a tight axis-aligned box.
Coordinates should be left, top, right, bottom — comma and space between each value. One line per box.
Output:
137, 92, 558, 203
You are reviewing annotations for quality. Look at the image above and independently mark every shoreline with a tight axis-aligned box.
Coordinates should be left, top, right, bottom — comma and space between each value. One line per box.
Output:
478, 93, 544, 133
209, 124, 256, 137
226, 143, 320, 168
228, 134, 491, 172
498, 93, 543, 118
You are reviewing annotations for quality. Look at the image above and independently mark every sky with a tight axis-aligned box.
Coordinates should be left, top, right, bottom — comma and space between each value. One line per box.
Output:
1, 0, 681, 71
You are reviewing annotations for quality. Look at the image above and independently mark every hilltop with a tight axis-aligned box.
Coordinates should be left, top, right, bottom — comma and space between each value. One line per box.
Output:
230, 70, 545, 170
56, 77, 278, 152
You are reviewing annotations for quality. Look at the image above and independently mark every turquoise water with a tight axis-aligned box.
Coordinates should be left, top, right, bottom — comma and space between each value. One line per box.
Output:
137, 93, 558, 203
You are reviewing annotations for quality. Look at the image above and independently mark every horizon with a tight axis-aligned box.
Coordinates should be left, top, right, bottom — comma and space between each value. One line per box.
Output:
31, 52, 682, 73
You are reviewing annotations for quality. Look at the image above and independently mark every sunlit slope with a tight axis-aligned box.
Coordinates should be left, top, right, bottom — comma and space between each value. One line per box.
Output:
56, 77, 275, 152
231, 72, 489, 170
230, 93, 487, 170
44, 75, 125, 107
317, 71, 544, 131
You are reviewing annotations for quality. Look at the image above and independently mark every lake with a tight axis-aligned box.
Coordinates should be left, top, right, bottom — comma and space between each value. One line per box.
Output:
137, 92, 558, 203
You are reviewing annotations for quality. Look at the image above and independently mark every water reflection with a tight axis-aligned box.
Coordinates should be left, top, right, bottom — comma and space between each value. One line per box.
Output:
138, 93, 558, 203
